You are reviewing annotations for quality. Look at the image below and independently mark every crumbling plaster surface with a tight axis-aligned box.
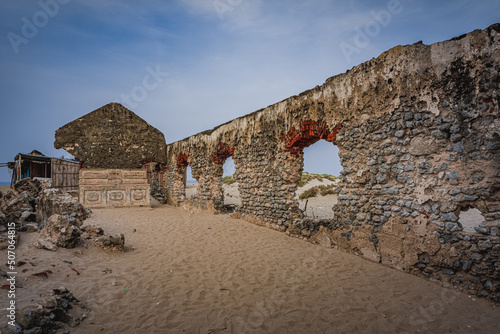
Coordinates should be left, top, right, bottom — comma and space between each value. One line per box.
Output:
165, 25, 500, 301
54, 103, 167, 169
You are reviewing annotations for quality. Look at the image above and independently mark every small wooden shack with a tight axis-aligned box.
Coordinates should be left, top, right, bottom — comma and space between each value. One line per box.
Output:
9, 150, 80, 191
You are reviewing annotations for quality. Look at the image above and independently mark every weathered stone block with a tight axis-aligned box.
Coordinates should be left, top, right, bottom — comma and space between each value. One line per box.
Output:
36, 188, 89, 227
35, 214, 81, 249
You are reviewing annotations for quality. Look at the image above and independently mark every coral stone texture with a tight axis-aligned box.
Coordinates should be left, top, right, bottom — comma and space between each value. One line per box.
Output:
54, 103, 167, 169
165, 25, 500, 301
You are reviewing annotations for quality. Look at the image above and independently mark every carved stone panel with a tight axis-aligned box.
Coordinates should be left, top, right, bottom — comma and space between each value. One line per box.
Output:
79, 169, 150, 208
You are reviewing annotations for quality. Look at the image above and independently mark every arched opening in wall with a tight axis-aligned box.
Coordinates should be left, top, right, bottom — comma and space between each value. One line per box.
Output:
176, 152, 190, 200
282, 121, 343, 219
185, 165, 197, 199
298, 140, 341, 219
222, 156, 241, 211
212, 143, 239, 212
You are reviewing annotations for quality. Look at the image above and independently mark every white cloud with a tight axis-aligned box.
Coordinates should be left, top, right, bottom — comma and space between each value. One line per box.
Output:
177, 0, 266, 31
177, 0, 217, 14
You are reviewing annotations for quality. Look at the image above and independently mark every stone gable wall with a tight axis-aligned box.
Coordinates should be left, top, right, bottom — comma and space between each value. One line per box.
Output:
55, 103, 167, 169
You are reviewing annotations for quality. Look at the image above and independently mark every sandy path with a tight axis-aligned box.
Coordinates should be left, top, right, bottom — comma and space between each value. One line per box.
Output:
3, 204, 499, 333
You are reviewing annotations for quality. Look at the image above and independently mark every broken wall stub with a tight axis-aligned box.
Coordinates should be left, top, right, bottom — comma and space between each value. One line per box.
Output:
142, 161, 166, 202
79, 169, 150, 208
165, 25, 500, 301
54, 103, 167, 169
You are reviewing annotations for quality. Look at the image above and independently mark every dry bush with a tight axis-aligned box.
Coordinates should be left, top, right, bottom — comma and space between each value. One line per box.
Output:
299, 187, 319, 199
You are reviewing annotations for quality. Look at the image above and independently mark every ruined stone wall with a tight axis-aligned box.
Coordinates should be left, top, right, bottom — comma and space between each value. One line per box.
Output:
55, 103, 167, 169
165, 25, 500, 301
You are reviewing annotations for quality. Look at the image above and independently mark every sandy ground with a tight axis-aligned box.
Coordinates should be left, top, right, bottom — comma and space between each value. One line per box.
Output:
186, 183, 200, 202
2, 203, 499, 333
0, 185, 11, 193
295, 179, 339, 219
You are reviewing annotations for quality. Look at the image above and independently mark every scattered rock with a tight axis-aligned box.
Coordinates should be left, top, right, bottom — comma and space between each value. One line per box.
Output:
12, 178, 43, 199
95, 234, 125, 252
81, 225, 104, 239
0, 191, 36, 229
36, 189, 90, 228
34, 239, 58, 252
19, 223, 39, 233
11, 287, 90, 333
35, 214, 81, 249
0, 323, 24, 334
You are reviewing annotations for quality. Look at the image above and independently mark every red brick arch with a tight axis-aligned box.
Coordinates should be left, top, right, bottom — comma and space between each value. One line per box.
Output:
281, 120, 343, 155
212, 144, 235, 165
176, 153, 189, 170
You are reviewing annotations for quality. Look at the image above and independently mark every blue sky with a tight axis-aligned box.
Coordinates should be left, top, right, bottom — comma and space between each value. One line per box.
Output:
0, 0, 498, 183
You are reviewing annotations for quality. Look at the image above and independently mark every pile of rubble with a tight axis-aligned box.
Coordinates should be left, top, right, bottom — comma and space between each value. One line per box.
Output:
2, 287, 90, 334
36, 187, 89, 229
0, 179, 43, 249
0, 178, 125, 252
34, 187, 124, 252
34, 214, 83, 251
1, 179, 126, 332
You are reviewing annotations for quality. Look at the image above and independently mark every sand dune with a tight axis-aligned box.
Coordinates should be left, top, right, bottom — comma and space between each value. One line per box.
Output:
3, 204, 499, 333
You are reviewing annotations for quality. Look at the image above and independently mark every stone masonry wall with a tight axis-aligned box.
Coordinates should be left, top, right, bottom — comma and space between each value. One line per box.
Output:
165, 25, 500, 301
55, 103, 167, 169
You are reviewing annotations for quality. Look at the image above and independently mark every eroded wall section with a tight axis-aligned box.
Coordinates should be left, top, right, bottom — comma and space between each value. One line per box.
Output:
55, 103, 167, 169
165, 25, 500, 301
